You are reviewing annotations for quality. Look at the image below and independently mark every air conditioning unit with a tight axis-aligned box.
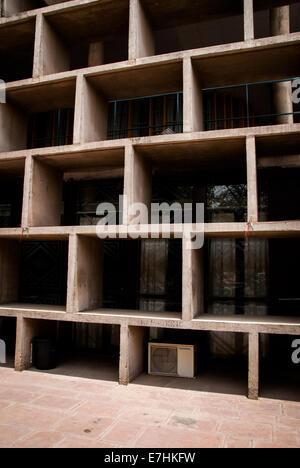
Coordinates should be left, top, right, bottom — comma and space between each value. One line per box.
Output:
148, 342, 196, 378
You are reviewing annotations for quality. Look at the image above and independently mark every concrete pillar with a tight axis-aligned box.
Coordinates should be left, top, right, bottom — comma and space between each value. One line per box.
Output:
67, 235, 104, 313
270, 7, 293, 124
123, 145, 152, 224
248, 331, 259, 399
129, 0, 155, 60
15, 317, 54, 371
0, 240, 20, 304
182, 236, 205, 321
33, 14, 70, 78
244, 0, 254, 41
88, 42, 104, 67
119, 323, 146, 385
26, 158, 63, 227
0, 101, 28, 152
73, 75, 108, 144
1, 0, 36, 16
183, 57, 204, 133
246, 136, 258, 223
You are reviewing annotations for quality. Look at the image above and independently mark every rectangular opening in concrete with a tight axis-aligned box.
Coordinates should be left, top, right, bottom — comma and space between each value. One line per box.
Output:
17, 240, 69, 307
131, 326, 248, 396
260, 333, 300, 402
41, 0, 129, 73
76, 237, 182, 314
0, 80, 76, 153
254, 1, 300, 39
84, 61, 183, 143
28, 148, 124, 227
139, 0, 244, 56
0, 158, 24, 228
200, 237, 300, 318
135, 138, 247, 223
22, 318, 120, 381
0, 316, 16, 368
0, 18, 36, 82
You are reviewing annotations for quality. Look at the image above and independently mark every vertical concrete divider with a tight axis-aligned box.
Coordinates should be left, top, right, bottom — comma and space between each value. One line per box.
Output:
248, 331, 259, 399
73, 75, 108, 145
33, 13, 70, 78
21, 155, 34, 229
183, 57, 204, 133
119, 323, 146, 385
246, 135, 258, 223
244, 0, 254, 41
129, 0, 155, 60
26, 157, 63, 227
182, 236, 205, 321
123, 144, 152, 225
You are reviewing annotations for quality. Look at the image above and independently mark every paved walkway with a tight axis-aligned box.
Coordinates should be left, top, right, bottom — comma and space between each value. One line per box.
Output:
0, 367, 299, 448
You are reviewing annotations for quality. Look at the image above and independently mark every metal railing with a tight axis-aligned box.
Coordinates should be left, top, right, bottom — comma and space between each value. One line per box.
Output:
203, 77, 300, 130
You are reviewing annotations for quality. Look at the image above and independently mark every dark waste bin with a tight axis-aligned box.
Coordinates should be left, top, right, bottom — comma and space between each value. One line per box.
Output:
32, 337, 57, 370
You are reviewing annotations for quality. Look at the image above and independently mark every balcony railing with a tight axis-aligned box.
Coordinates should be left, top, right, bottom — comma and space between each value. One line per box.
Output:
107, 92, 183, 140
203, 77, 300, 130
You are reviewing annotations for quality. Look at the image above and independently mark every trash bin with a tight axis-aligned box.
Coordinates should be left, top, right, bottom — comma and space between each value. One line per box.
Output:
32, 337, 57, 370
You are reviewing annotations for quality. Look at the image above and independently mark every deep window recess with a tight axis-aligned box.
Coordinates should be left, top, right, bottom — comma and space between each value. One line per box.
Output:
107, 92, 183, 139
27, 108, 74, 149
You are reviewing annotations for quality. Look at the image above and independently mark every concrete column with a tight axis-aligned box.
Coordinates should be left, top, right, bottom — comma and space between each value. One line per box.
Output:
119, 323, 146, 385
15, 317, 54, 371
88, 42, 104, 67
270, 7, 293, 124
73, 75, 108, 144
33, 14, 70, 78
123, 145, 152, 224
183, 57, 204, 133
0, 101, 27, 152
248, 331, 259, 399
246, 136, 258, 223
129, 0, 155, 60
0, 240, 20, 304
182, 236, 205, 321
67, 235, 104, 313
27, 158, 63, 227
244, 0, 254, 41
1, 0, 36, 16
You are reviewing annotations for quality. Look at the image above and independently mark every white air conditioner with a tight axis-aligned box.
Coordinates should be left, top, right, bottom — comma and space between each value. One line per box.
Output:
148, 342, 196, 378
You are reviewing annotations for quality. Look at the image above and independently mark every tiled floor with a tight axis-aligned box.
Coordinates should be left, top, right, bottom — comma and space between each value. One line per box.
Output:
0, 367, 299, 448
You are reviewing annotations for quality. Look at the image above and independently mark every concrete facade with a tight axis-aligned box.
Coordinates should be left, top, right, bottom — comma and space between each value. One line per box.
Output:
0, 0, 300, 401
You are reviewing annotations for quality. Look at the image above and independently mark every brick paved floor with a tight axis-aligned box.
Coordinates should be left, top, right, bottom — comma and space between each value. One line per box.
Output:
0, 367, 299, 448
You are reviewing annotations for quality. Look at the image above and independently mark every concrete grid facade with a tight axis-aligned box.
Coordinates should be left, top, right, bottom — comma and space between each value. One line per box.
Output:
0, 0, 300, 401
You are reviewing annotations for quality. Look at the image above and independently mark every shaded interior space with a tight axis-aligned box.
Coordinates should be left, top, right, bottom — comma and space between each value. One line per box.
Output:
0, 158, 24, 228
18, 241, 68, 306
202, 79, 297, 130
254, 1, 300, 39
0, 239, 68, 308
84, 61, 183, 143
258, 167, 300, 221
0, 80, 76, 153
0, 18, 35, 82
140, 0, 244, 56
28, 319, 120, 381
0, 317, 16, 368
259, 333, 300, 402
198, 237, 300, 318
132, 327, 248, 397
107, 93, 183, 140
136, 137, 247, 223
81, 238, 182, 313
42, 0, 129, 73
193, 42, 300, 89
28, 148, 124, 227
